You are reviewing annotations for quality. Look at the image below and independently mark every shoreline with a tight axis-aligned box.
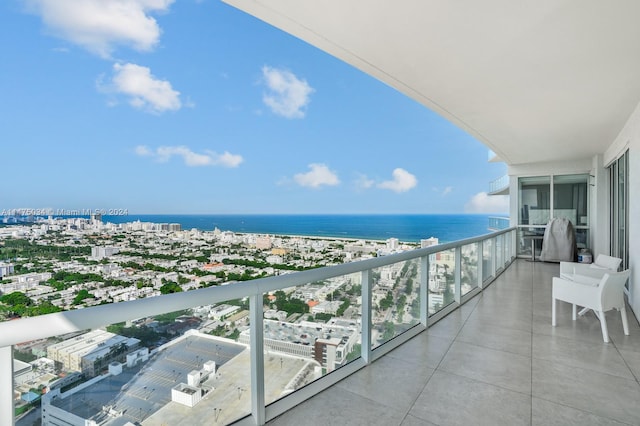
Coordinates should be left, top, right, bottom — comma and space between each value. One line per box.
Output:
0, 213, 497, 244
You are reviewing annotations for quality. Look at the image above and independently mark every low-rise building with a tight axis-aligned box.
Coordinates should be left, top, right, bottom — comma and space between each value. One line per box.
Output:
239, 319, 358, 371
0, 262, 14, 279
47, 329, 140, 377
209, 304, 240, 320
91, 246, 120, 260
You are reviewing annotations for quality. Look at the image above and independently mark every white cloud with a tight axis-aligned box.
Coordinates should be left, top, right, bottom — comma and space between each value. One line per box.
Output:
464, 192, 509, 213
27, 0, 173, 58
135, 145, 243, 168
377, 168, 418, 193
261, 66, 314, 119
135, 145, 152, 156
294, 164, 340, 188
354, 173, 375, 190
107, 63, 181, 113
442, 186, 453, 196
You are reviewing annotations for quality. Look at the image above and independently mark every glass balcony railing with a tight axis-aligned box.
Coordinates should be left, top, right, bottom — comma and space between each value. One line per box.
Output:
0, 227, 516, 426
488, 216, 510, 231
489, 174, 509, 194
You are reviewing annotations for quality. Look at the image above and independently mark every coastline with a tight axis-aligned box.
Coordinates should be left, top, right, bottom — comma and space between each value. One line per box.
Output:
0, 213, 500, 243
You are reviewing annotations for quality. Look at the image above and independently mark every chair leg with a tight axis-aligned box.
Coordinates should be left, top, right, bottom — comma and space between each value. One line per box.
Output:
572, 304, 577, 321
599, 310, 609, 343
621, 306, 630, 336
552, 297, 556, 327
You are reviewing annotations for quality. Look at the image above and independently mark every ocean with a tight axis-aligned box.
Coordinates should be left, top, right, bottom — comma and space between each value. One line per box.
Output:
91, 214, 495, 243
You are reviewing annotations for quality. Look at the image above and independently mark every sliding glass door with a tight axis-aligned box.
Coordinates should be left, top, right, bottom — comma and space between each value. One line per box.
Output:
609, 150, 629, 271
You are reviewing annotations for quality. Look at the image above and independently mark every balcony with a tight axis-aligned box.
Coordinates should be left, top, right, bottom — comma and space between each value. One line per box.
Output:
267, 260, 640, 425
2, 228, 639, 425
489, 174, 509, 196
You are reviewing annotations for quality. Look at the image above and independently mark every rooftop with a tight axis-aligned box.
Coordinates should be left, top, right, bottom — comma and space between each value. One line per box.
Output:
47, 333, 245, 425
266, 260, 640, 425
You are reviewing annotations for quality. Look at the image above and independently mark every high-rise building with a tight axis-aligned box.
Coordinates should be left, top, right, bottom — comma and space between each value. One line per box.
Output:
420, 237, 439, 248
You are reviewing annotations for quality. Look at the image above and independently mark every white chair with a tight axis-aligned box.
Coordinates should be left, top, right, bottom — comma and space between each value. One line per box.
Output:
552, 269, 630, 342
559, 254, 621, 318
559, 254, 621, 281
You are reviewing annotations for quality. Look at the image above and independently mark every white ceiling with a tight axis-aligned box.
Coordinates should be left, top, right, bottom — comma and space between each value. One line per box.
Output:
224, 0, 640, 166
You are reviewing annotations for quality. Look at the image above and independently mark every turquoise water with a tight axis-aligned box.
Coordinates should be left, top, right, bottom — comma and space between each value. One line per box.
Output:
96, 214, 494, 243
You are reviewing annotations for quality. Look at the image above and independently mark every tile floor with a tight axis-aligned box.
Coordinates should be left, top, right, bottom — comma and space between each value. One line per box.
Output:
267, 260, 640, 426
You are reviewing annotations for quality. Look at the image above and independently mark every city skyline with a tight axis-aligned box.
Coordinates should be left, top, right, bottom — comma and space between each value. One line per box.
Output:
0, 0, 508, 215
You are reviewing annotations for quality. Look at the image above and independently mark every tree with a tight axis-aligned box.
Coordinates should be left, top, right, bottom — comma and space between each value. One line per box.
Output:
160, 282, 182, 294
405, 278, 413, 294
346, 344, 361, 362
73, 289, 94, 305
382, 321, 396, 340
379, 291, 394, 310
1, 291, 32, 307
336, 300, 351, 317
0, 292, 34, 317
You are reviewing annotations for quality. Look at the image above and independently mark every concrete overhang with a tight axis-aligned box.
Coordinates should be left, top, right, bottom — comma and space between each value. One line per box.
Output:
224, 0, 640, 166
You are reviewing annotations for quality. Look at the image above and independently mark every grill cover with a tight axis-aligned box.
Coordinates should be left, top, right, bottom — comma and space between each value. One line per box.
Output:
539, 218, 577, 262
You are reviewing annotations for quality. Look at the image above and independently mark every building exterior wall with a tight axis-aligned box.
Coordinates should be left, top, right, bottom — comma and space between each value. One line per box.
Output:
47, 330, 139, 377
0, 263, 14, 279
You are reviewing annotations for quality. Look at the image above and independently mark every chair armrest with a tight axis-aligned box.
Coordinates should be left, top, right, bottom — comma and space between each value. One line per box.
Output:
553, 276, 600, 307
571, 274, 602, 286
559, 262, 610, 281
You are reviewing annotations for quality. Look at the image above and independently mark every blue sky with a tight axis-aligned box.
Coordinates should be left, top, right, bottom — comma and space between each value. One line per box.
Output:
0, 0, 508, 215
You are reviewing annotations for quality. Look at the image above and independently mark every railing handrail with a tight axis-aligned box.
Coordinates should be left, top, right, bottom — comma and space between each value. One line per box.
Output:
0, 227, 515, 348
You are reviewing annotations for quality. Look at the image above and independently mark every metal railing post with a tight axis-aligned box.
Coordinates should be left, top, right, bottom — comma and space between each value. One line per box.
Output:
477, 241, 484, 289
420, 256, 429, 326
250, 293, 265, 425
454, 246, 462, 304
361, 269, 372, 364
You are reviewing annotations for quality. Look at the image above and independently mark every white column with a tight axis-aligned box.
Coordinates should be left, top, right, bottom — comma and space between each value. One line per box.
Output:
0, 346, 14, 426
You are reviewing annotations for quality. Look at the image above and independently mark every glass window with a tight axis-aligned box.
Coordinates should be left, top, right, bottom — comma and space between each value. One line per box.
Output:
518, 176, 550, 226
553, 174, 588, 227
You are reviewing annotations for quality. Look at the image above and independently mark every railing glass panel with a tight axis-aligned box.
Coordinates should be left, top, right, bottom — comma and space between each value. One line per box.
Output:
461, 243, 479, 297
371, 260, 420, 348
488, 216, 510, 230
496, 234, 504, 271
428, 249, 456, 316
503, 233, 511, 265
482, 238, 493, 282
262, 272, 363, 406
